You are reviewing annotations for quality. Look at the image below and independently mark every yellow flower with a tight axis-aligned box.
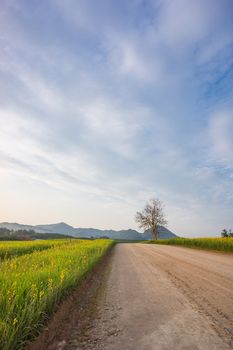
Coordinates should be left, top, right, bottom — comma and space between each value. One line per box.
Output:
60, 271, 65, 282
39, 290, 45, 299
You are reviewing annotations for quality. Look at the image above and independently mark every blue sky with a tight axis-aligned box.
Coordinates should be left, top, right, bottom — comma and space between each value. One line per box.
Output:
1, 0, 233, 236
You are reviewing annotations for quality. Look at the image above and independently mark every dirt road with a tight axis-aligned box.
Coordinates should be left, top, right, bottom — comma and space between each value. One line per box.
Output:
67, 244, 233, 350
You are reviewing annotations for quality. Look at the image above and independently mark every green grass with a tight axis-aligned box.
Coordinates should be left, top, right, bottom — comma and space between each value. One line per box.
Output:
0, 239, 114, 350
0, 239, 72, 260
148, 237, 233, 252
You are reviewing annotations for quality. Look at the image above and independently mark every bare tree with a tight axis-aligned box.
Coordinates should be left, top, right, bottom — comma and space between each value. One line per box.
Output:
135, 198, 167, 240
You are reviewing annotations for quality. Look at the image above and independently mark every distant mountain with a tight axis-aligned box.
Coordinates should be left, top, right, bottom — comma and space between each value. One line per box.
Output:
0, 226, 75, 241
35, 222, 76, 235
73, 228, 144, 240
0, 222, 46, 233
0, 222, 177, 240
142, 226, 177, 239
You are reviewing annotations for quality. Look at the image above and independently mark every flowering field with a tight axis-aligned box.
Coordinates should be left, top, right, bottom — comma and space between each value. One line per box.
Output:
0, 239, 114, 350
149, 237, 233, 252
0, 240, 70, 260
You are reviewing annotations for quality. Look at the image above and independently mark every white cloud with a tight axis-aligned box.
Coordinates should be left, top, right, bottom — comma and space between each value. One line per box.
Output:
197, 34, 233, 65
110, 40, 152, 81
0, 109, 102, 192
156, 0, 218, 50
78, 96, 152, 158
0, 0, 233, 235
209, 110, 233, 166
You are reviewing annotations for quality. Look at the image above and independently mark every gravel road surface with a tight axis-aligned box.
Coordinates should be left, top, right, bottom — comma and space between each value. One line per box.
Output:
68, 244, 233, 350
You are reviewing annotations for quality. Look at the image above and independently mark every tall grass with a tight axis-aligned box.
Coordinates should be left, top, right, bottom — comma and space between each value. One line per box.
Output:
0, 239, 114, 350
148, 237, 233, 252
0, 240, 71, 260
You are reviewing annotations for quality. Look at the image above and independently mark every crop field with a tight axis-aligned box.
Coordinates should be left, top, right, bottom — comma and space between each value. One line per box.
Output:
148, 237, 233, 252
0, 239, 114, 350
0, 240, 71, 260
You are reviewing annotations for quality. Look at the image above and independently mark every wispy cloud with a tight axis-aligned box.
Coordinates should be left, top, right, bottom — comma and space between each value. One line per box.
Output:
208, 110, 233, 166
0, 0, 233, 235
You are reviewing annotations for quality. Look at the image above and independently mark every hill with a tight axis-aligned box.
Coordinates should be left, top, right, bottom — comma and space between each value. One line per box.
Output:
35, 222, 75, 235
0, 222, 177, 240
0, 226, 75, 241
142, 227, 177, 239
0, 222, 46, 233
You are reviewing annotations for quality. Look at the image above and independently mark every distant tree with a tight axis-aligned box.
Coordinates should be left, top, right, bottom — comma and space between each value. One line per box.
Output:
229, 230, 233, 237
0, 228, 11, 235
135, 198, 167, 240
221, 229, 229, 238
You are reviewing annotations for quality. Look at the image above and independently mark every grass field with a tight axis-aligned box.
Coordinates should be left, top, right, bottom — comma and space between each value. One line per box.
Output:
0, 239, 114, 350
148, 237, 233, 252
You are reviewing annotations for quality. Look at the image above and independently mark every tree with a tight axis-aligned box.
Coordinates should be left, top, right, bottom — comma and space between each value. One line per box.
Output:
135, 198, 167, 240
221, 229, 233, 238
221, 229, 228, 238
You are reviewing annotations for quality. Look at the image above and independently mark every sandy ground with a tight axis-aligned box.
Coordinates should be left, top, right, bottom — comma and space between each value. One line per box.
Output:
66, 244, 233, 350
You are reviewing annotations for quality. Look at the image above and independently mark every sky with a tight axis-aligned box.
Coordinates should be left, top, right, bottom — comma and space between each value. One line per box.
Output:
1, 0, 233, 237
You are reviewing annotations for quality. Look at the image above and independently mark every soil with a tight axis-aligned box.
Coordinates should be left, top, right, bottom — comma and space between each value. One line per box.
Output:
26, 247, 113, 350
27, 244, 233, 350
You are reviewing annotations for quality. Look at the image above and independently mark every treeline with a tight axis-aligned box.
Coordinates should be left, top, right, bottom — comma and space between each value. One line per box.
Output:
0, 228, 73, 241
